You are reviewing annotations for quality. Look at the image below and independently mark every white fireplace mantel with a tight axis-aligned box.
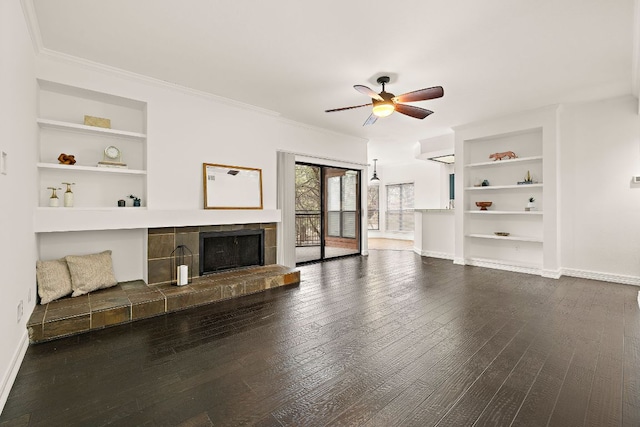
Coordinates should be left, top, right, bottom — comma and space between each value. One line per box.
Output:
34, 208, 282, 233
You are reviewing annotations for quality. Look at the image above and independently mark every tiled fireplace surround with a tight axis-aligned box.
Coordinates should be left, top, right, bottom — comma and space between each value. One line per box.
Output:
28, 222, 300, 342
147, 222, 278, 284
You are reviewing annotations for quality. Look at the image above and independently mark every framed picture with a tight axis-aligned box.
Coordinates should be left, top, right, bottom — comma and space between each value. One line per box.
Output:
203, 163, 263, 209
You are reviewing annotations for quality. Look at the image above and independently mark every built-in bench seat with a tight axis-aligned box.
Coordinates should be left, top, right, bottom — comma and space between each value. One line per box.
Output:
27, 264, 300, 343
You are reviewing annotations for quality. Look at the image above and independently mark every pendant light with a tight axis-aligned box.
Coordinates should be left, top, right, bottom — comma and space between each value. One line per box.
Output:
370, 159, 380, 185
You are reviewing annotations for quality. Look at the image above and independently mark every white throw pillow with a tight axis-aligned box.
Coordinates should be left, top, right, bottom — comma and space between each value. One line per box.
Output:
66, 250, 118, 297
36, 258, 73, 304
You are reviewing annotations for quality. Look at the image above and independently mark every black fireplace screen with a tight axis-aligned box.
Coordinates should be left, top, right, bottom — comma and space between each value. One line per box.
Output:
199, 229, 265, 275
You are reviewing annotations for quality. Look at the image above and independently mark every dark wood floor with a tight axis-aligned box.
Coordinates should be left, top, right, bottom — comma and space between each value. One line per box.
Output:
2, 251, 640, 426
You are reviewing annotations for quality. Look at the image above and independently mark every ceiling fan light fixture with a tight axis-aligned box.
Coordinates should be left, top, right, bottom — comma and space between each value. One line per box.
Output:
373, 102, 396, 117
372, 100, 395, 118
325, 75, 443, 124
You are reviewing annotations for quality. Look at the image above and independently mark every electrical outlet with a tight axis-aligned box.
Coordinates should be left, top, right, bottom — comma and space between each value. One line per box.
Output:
17, 300, 23, 323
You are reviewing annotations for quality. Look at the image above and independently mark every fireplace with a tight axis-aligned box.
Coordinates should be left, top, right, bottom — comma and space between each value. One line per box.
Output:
147, 223, 276, 286
199, 229, 265, 275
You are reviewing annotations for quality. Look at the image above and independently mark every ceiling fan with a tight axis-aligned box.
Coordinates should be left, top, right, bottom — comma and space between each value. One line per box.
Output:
325, 76, 444, 126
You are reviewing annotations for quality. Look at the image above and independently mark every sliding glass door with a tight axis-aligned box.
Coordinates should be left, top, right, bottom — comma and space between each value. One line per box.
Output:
295, 163, 361, 264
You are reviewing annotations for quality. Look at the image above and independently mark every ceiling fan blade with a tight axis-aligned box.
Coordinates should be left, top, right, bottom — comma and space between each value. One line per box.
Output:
393, 86, 444, 103
354, 85, 383, 101
395, 104, 434, 120
363, 113, 378, 126
325, 103, 372, 113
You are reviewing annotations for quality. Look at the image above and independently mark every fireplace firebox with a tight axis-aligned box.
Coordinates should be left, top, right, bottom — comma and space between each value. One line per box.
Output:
199, 229, 265, 275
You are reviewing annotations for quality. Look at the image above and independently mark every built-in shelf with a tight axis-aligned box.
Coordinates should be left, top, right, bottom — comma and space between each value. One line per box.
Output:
465, 210, 543, 215
37, 118, 147, 140
467, 233, 543, 243
34, 208, 282, 233
465, 183, 543, 191
465, 257, 541, 271
37, 163, 147, 175
465, 156, 543, 168
37, 207, 148, 211
414, 208, 455, 213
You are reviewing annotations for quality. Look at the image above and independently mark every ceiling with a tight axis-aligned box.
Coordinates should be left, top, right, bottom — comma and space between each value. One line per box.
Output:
30, 0, 635, 147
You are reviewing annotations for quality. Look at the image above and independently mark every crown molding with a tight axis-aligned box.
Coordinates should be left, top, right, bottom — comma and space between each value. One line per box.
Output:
37, 49, 282, 117
21, 1, 281, 118
20, 0, 43, 53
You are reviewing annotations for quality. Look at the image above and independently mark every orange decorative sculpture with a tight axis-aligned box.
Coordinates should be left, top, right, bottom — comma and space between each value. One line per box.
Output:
489, 151, 517, 161
58, 153, 76, 165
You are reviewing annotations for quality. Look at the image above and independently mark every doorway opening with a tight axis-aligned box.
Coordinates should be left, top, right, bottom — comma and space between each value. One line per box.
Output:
295, 162, 361, 264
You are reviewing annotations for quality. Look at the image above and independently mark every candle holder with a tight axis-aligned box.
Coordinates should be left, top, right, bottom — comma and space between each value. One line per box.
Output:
170, 245, 194, 286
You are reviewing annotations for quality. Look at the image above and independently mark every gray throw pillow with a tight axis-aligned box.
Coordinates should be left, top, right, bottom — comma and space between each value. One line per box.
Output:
66, 250, 118, 297
36, 259, 73, 304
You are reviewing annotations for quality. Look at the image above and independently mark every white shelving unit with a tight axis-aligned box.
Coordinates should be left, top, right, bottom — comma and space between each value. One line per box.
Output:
37, 118, 146, 139
465, 183, 543, 191
460, 128, 546, 272
465, 155, 543, 168
465, 210, 543, 215
37, 163, 147, 175
37, 80, 147, 209
467, 233, 543, 243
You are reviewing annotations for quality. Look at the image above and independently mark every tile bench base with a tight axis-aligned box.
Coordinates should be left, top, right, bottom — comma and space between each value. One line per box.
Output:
27, 265, 300, 343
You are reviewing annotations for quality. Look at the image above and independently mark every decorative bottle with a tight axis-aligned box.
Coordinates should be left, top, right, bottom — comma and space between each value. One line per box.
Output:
47, 187, 61, 207
62, 182, 75, 207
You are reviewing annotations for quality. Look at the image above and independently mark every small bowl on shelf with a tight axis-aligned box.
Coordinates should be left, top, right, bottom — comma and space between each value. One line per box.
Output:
475, 201, 492, 210
494, 232, 510, 237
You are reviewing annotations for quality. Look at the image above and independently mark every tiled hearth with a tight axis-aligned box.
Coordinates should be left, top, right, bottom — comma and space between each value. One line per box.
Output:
148, 223, 277, 285
28, 264, 299, 343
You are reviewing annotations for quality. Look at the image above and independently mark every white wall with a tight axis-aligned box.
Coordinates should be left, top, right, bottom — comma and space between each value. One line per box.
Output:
560, 95, 640, 283
36, 57, 367, 212
454, 106, 560, 275
414, 210, 455, 259
0, 0, 38, 411
33, 54, 367, 279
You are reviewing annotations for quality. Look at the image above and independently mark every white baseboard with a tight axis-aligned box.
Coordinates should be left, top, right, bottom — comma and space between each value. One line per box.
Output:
562, 268, 640, 286
416, 249, 455, 261
1, 331, 29, 414
453, 257, 466, 265
542, 269, 562, 279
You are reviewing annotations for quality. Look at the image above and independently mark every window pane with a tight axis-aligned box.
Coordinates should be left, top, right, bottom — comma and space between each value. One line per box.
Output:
386, 185, 401, 210
342, 212, 356, 238
385, 183, 414, 232
342, 172, 357, 211
327, 211, 341, 237
402, 210, 415, 231
327, 176, 341, 211
367, 186, 379, 230
402, 184, 414, 208
386, 211, 401, 231
295, 164, 321, 212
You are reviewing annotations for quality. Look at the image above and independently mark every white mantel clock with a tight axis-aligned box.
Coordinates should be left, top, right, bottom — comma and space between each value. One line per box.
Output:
103, 145, 121, 163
